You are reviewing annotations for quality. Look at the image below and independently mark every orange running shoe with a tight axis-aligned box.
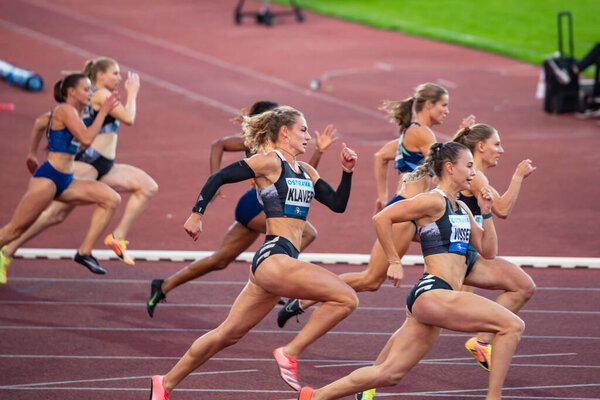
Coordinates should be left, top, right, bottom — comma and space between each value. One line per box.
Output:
298, 387, 314, 400
273, 347, 301, 391
104, 233, 135, 265
149, 375, 169, 400
465, 337, 492, 371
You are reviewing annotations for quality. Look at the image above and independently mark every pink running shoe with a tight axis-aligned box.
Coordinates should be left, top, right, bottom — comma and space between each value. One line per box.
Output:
298, 386, 314, 399
150, 375, 169, 400
273, 347, 301, 391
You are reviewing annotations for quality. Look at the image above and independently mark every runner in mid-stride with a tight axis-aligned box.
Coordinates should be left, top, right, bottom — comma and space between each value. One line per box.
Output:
149, 105, 359, 399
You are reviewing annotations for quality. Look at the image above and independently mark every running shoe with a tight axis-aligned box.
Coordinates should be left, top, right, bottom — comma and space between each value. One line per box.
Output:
104, 233, 135, 265
356, 388, 376, 400
74, 252, 106, 275
147, 279, 166, 318
273, 346, 301, 391
0, 246, 11, 284
298, 386, 314, 400
277, 298, 304, 328
149, 375, 169, 400
465, 336, 492, 371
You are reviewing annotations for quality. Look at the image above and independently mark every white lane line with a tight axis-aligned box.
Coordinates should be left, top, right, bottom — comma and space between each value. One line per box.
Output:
10, 0, 385, 119
1, 300, 598, 315
2, 369, 258, 388
6, 277, 600, 292
0, 325, 599, 340
314, 352, 581, 368
0, 19, 239, 115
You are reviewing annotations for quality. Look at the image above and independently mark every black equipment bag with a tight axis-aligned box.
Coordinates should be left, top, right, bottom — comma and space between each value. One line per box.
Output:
543, 11, 580, 113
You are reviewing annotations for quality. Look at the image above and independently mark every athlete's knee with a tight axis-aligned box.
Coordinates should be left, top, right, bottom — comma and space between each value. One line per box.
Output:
518, 274, 536, 302
337, 288, 359, 314
141, 178, 159, 199
43, 207, 69, 225
499, 314, 525, 338
215, 325, 247, 347
104, 191, 121, 210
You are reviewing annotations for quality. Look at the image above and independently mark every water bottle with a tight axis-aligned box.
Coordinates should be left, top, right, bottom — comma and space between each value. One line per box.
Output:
0, 60, 44, 92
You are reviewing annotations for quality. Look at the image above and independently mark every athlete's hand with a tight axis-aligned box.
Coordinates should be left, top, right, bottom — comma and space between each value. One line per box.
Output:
314, 124, 338, 152
514, 159, 536, 180
340, 143, 357, 172
477, 186, 494, 215
26, 154, 39, 174
184, 212, 203, 242
387, 262, 404, 288
374, 198, 386, 214
124, 71, 140, 95
459, 114, 476, 130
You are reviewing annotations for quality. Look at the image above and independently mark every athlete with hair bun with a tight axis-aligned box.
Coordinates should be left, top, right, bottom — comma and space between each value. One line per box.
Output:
297, 142, 523, 400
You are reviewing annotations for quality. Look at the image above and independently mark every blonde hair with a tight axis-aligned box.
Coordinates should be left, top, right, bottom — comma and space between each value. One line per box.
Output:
452, 123, 497, 153
242, 106, 303, 153
82, 57, 118, 84
380, 83, 448, 134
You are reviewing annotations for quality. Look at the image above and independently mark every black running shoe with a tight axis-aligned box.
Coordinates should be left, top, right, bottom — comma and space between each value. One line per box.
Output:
277, 298, 304, 328
147, 279, 166, 318
74, 252, 106, 274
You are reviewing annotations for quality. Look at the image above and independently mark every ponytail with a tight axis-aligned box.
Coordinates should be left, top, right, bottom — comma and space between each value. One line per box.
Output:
53, 73, 87, 102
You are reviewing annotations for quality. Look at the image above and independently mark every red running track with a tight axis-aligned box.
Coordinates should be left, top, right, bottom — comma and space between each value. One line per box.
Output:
1, 0, 600, 399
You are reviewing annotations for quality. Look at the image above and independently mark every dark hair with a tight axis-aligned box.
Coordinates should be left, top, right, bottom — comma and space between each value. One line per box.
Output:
53, 73, 88, 102
404, 141, 469, 182
232, 100, 279, 124
452, 123, 497, 153
242, 106, 303, 153
380, 83, 448, 134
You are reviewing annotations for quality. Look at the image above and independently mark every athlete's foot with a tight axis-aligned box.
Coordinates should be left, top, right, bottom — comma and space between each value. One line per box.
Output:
298, 387, 314, 400
277, 298, 304, 328
465, 336, 492, 371
147, 279, 166, 318
149, 375, 169, 400
356, 388, 376, 400
0, 246, 12, 284
104, 233, 135, 265
273, 347, 301, 391
74, 252, 106, 275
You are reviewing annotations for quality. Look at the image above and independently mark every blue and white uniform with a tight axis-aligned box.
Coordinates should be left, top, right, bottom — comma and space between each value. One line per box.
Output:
251, 151, 315, 273
394, 122, 424, 174
406, 189, 471, 312
385, 122, 425, 209
33, 113, 79, 197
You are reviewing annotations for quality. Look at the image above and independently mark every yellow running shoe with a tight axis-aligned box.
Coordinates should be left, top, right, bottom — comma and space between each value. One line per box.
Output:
465, 336, 491, 371
104, 233, 135, 265
355, 388, 375, 400
0, 246, 11, 284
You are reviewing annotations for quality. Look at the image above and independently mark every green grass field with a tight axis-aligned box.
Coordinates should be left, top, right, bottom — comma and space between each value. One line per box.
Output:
274, 0, 598, 66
